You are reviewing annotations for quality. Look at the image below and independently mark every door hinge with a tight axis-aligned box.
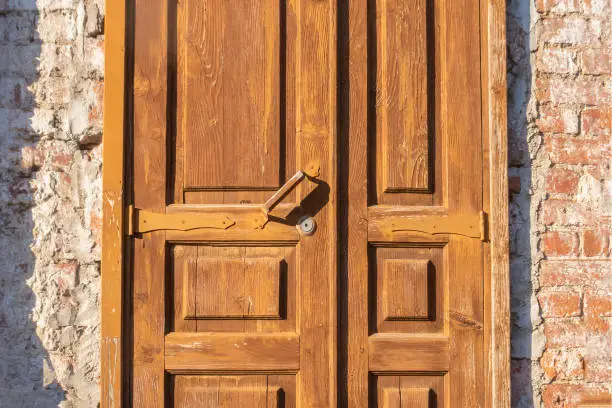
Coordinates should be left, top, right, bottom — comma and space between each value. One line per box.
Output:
385, 211, 489, 242
127, 205, 235, 236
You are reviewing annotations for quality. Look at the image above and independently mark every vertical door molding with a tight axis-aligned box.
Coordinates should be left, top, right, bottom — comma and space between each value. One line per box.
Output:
101, 0, 127, 406
485, 0, 511, 405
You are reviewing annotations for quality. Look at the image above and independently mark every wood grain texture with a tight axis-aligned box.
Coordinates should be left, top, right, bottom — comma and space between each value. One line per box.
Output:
486, 0, 510, 405
175, 246, 197, 331
295, 0, 337, 405
382, 259, 431, 320
131, 0, 168, 404
183, 0, 281, 189
442, 0, 484, 403
186, 257, 281, 319
100, 0, 125, 404
375, 247, 444, 334
173, 375, 296, 408
106, 0, 509, 403
368, 334, 449, 372
376, 0, 430, 193
377, 376, 444, 408
343, 0, 369, 405
165, 333, 299, 372
400, 388, 431, 407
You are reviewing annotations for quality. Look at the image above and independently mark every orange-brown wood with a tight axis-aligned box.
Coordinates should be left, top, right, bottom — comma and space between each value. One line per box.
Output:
165, 333, 299, 372
486, 0, 511, 406
376, 0, 430, 194
100, 0, 126, 405
173, 375, 297, 407
369, 334, 450, 372
103, 0, 508, 404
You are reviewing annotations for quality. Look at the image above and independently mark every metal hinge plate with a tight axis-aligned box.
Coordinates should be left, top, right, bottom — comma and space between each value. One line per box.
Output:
127, 205, 235, 236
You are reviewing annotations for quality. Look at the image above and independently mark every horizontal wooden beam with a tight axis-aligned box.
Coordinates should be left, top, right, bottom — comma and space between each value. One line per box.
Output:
369, 334, 449, 372
165, 333, 300, 373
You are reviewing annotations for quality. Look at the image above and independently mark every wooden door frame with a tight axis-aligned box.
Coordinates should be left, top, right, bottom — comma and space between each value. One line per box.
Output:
100, 0, 509, 406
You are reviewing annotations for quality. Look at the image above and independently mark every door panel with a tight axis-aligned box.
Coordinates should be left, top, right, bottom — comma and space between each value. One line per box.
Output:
128, 0, 493, 406
131, 0, 336, 406
345, 0, 485, 406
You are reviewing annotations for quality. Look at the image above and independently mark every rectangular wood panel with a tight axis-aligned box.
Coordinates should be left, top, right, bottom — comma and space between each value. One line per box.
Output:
382, 259, 432, 321
173, 375, 296, 408
369, 335, 449, 372
165, 333, 300, 372
375, 375, 444, 408
181, 0, 283, 190
184, 257, 282, 319
376, 0, 431, 194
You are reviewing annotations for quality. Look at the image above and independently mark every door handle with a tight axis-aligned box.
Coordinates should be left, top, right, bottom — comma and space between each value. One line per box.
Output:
254, 163, 320, 229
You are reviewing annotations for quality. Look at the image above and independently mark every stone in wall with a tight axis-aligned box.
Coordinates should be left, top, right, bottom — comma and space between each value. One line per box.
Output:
0, 0, 104, 406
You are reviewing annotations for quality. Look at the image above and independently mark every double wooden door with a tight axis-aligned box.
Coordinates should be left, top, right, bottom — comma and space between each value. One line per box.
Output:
121, 0, 506, 406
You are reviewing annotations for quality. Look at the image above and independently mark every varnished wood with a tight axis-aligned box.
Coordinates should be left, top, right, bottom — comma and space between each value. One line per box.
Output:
295, 0, 338, 405
173, 375, 296, 407
130, 206, 235, 234
131, 0, 168, 404
182, 0, 281, 190
486, 0, 510, 405
100, 0, 126, 404
369, 334, 450, 372
370, 212, 485, 240
103, 0, 509, 403
343, 0, 370, 405
164, 333, 299, 372
376, 0, 430, 194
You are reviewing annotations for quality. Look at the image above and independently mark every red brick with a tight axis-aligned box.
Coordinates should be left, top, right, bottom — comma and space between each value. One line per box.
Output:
582, 107, 611, 137
537, 104, 579, 134
535, 0, 580, 12
536, 78, 610, 105
540, 199, 595, 226
51, 152, 73, 170
545, 320, 588, 348
540, 17, 602, 45
584, 290, 612, 318
580, 48, 611, 74
544, 135, 603, 165
538, 48, 578, 74
546, 168, 581, 194
539, 291, 582, 317
542, 384, 611, 407
540, 260, 611, 287
582, 229, 609, 257
540, 349, 585, 380
584, 357, 612, 383
88, 80, 104, 124
90, 211, 102, 247
542, 231, 579, 257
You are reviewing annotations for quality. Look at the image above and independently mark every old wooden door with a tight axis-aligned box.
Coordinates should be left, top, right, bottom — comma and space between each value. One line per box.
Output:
104, 0, 508, 406
129, 0, 337, 407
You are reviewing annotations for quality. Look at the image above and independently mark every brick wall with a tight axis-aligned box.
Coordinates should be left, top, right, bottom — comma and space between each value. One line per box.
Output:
0, 0, 104, 406
508, 0, 611, 406
0, 0, 609, 407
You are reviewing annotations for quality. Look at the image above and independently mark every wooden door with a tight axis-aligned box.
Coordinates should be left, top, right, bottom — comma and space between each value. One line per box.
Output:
339, 0, 508, 407
102, 0, 509, 406
129, 0, 336, 406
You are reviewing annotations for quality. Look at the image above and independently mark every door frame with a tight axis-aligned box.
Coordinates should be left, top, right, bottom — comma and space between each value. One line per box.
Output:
100, 0, 509, 406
